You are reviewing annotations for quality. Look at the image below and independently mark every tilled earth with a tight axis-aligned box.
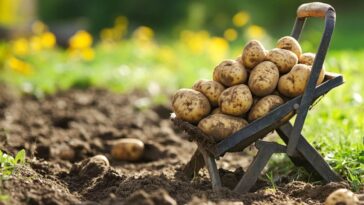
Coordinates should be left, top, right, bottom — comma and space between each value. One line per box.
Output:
0, 85, 353, 205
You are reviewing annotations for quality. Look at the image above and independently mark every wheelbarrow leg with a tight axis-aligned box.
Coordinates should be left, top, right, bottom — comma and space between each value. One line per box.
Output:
234, 141, 286, 194
183, 149, 205, 180
276, 122, 342, 182
198, 146, 222, 191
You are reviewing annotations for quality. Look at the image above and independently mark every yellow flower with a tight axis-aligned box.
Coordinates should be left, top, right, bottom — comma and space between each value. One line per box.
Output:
81, 47, 95, 61
180, 30, 210, 54
7, 56, 33, 75
233, 11, 250, 27
11, 38, 29, 56
30, 36, 43, 52
100, 28, 114, 42
32, 21, 48, 35
69, 30, 93, 49
208, 37, 229, 62
114, 16, 128, 29
100, 16, 128, 44
224, 28, 238, 41
133, 26, 154, 42
246, 25, 266, 39
40, 32, 56, 49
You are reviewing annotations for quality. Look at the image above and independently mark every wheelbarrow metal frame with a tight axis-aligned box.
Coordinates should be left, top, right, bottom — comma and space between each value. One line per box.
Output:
174, 2, 344, 194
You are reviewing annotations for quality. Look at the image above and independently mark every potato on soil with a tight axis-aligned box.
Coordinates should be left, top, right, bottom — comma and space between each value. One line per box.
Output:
192, 79, 225, 107
248, 61, 279, 97
172, 88, 211, 123
219, 84, 253, 116
77, 155, 110, 177
241, 40, 266, 69
213, 59, 248, 87
278, 64, 325, 97
266, 48, 298, 73
324, 188, 359, 205
58, 145, 75, 161
248, 95, 284, 122
198, 114, 248, 141
276, 36, 302, 58
299, 52, 315, 65
111, 138, 145, 161
91, 155, 110, 167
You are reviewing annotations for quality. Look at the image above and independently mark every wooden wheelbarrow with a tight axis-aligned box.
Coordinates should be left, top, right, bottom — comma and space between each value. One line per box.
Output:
172, 2, 344, 194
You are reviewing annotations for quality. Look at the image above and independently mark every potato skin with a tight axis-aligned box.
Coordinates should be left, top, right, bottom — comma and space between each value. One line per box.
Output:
299, 53, 325, 84
317, 66, 325, 85
211, 107, 222, 114
248, 61, 279, 97
266, 48, 298, 73
278, 64, 326, 97
192, 80, 225, 107
278, 64, 311, 97
213, 59, 248, 87
241, 40, 266, 69
111, 138, 144, 161
299, 52, 315, 65
248, 95, 284, 122
172, 89, 211, 123
276, 36, 302, 58
198, 114, 248, 141
324, 189, 359, 205
219, 84, 253, 116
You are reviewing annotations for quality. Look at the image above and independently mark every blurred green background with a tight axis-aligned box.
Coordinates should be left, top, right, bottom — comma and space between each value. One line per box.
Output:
36, 0, 364, 49
0, 0, 362, 189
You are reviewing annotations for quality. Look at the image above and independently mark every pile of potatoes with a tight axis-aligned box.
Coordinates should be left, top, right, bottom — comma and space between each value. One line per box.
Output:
172, 36, 326, 142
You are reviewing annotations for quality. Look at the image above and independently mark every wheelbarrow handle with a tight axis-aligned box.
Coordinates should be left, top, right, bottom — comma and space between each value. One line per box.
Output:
287, 2, 336, 156
297, 2, 334, 18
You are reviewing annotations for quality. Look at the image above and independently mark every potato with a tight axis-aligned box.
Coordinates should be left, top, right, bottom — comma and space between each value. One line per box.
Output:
213, 59, 248, 87
325, 189, 359, 205
278, 64, 310, 97
299, 52, 315, 65
111, 138, 145, 161
211, 107, 222, 114
91, 155, 110, 167
276, 36, 302, 58
317, 66, 326, 85
266, 48, 298, 73
78, 155, 110, 177
241, 40, 266, 69
219, 84, 253, 116
278, 64, 325, 97
172, 89, 211, 123
198, 114, 248, 141
248, 61, 279, 97
299, 52, 326, 84
192, 79, 225, 107
248, 95, 284, 122
58, 145, 75, 161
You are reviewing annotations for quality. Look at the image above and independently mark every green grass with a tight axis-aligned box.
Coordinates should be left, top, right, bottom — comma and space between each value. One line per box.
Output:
0, 150, 26, 179
265, 171, 277, 191
303, 51, 364, 190
0, 150, 26, 203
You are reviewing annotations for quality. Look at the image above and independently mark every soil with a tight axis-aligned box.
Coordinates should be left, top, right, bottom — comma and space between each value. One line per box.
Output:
0, 84, 358, 205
